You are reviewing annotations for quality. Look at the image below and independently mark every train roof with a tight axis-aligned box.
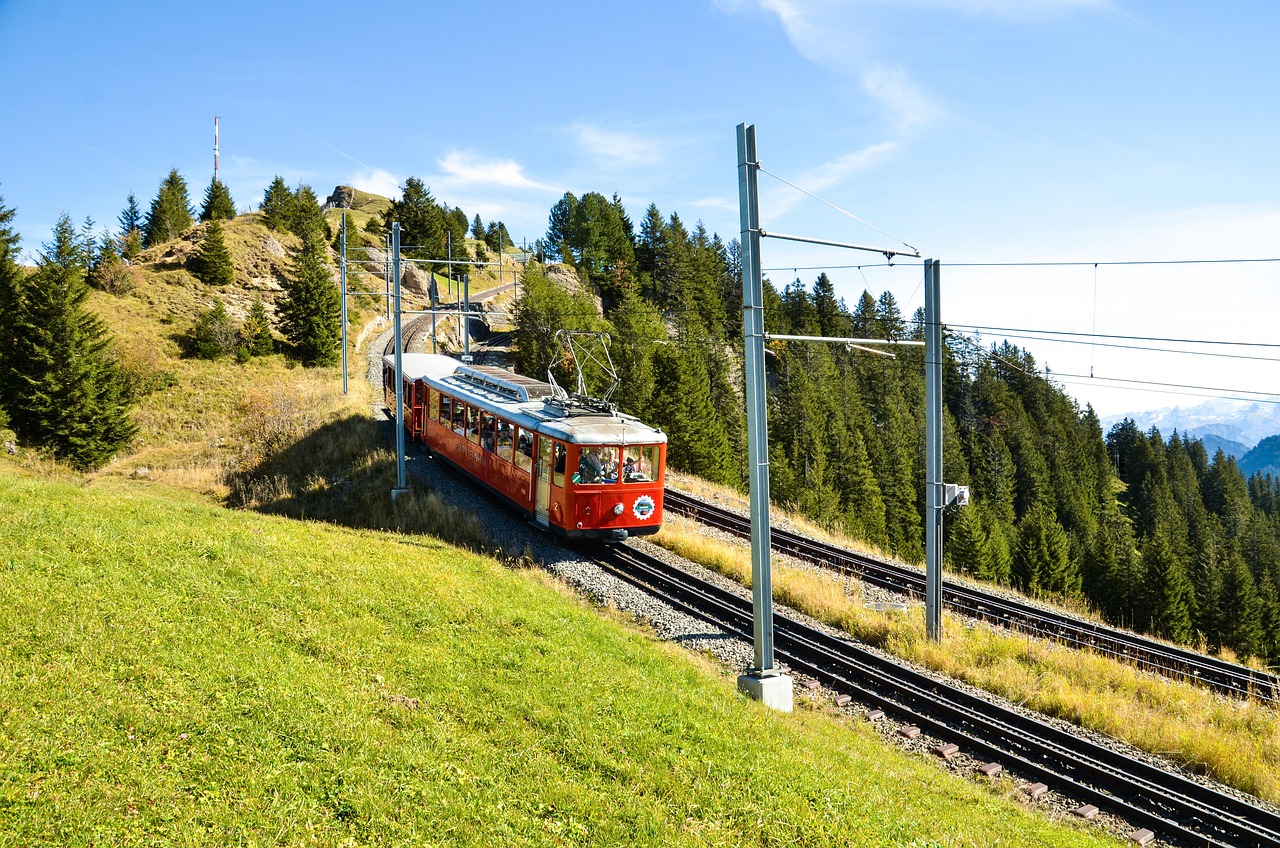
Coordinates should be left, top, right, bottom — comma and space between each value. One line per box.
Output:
385, 353, 666, 446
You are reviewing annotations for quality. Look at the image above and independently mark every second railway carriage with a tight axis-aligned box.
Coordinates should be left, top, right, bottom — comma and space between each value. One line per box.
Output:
384, 353, 666, 541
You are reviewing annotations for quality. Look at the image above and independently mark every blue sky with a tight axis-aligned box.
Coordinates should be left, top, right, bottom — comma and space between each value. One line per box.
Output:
2, 0, 1278, 418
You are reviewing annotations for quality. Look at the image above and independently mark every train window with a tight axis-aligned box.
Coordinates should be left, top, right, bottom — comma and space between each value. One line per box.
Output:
452, 401, 467, 435
440, 395, 452, 426
466, 406, 481, 445
480, 413, 495, 451
515, 427, 534, 473
552, 442, 566, 487
574, 447, 619, 485
496, 419, 514, 462
622, 446, 658, 483
428, 388, 439, 422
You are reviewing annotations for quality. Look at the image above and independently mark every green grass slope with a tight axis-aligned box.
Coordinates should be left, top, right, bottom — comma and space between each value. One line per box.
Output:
0, 470, 1119, 847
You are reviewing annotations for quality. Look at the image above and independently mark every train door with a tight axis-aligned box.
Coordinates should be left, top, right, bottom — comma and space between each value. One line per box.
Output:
534, 437, 552, 527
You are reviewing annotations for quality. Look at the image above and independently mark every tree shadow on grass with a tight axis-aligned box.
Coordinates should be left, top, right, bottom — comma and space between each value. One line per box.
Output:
226, 413, 489, 551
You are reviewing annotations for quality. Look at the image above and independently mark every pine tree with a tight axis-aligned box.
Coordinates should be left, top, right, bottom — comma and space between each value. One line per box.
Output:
3, 213, 136, 469
261, 176, 295, 233
278, 231, 341, 366
183, 300, 240, 360
385, 177, 445, 266
117, 192, 143, 259
1013, 502, 1073, 596
0, 193, 23, 417
647, 337, 734, 486
607, 283, 663, 414
188, 219, 235, 286
471, 213, 485, 240
241, 297, 275, 357
142, 169, 194, 247
946, 502, 990, 576
119, 227, 142, 262
1218, 551, 1263, 658
290, 184, 327, 242
199, 178, 236, 221
1142, 532, 1197, 642
545, 193, 578, 263
88, 232, 133, 294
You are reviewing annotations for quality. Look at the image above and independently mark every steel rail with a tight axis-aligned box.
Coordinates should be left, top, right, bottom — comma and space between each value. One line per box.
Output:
596, 543, 1280, 848
663, 488, 1280, 703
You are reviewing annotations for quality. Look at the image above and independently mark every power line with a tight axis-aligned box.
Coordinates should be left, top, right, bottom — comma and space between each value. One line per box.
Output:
949, 329, 1280, 364
949, 324, 1280, 350
755, 166, 919, 254
945, 258, 1280, 267
948, 330, 1280, 405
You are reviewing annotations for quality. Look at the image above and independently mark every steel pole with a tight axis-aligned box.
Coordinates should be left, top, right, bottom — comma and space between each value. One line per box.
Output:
737, 123, 777, 675
462, 272, 471, 362
925, 258, 943, 641
392, 223, 408, 499
340, 210, 348, 396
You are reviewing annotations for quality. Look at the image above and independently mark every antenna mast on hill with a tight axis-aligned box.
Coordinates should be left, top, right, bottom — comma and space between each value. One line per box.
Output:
213, 115, 220, 183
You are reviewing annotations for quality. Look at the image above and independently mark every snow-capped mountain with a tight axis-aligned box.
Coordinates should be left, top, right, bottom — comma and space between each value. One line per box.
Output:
1099, 399, 1280, 451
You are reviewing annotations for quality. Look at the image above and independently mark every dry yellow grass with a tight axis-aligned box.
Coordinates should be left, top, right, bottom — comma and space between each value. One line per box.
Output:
653, 515, 1280, 803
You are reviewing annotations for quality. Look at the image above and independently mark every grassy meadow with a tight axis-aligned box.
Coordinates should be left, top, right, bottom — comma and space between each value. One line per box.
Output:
0, 471, 1121, 846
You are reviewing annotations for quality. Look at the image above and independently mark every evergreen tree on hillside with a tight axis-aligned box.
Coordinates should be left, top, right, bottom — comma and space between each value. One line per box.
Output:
471, 213, 485, 240
1013, 502, 1074, 596
143, 169, 194, 247
290, 184, 327, 243
3, 213, 136, 469
183, 300, 240, 360
646, 333, 734, 486
1142, 532, 1197, 642
607, 283, 664, 415
188, 219, 235, 286
278, 231, 341, 366
947, 502, 990, 577
261, 176, 295, 233
0, 193, 23, 416
117, 192, 143, 260
88, 232, 133, 295
385, 178, 446, 265
545, 193, 578, 263
199, 178, 236, 221
511, 263, 603, 387
484, 220, 512, 253
241, 297, 275, 357
1218, 551, 1263, 658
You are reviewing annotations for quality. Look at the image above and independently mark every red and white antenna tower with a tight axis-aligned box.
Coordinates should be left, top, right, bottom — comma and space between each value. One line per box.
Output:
213, 115, 220, 183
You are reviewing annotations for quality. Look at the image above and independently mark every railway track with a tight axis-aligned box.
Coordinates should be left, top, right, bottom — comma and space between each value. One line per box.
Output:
663, 489, 1280, 704
596, 542, 1280, 848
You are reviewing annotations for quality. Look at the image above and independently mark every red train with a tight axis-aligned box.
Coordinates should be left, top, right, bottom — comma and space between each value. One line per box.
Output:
383, 353, 667, 541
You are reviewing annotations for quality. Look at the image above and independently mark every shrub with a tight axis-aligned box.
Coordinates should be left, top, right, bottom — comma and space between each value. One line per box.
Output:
181, 301, 241, 360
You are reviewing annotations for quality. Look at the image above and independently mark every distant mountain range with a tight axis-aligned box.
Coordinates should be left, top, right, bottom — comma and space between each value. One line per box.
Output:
1101, 399, 1280, 473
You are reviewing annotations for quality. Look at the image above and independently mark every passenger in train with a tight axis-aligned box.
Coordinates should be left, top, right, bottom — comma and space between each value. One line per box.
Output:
600, 448, 618, 482
576, 448, 601, 483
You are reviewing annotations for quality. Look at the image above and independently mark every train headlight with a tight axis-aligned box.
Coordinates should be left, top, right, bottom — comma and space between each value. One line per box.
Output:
613, 503, 625, 516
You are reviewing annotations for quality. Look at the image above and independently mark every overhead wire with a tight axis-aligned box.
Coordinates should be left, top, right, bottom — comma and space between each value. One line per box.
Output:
949, 324, 1280, 350
947, 329, 1280, 406
755, 165, 919, 255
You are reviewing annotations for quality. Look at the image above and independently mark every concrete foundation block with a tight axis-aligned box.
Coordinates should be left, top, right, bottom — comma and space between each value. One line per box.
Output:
737, 673, 794, 713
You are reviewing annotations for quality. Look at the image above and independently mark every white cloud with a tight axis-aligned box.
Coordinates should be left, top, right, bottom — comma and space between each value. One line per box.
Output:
571, 122, 664, 168
763, 139, 900, 221
717, 0, 1109, 133
348, 168, 402, 200
436, 151, 556, 192
862, 66, 943, 135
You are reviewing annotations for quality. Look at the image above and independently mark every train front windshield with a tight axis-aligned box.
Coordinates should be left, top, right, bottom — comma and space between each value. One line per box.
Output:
575, 445, 659, 485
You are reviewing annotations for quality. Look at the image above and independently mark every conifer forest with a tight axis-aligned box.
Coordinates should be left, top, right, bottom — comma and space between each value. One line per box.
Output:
515, 190, 1280, 666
